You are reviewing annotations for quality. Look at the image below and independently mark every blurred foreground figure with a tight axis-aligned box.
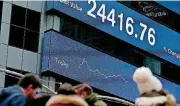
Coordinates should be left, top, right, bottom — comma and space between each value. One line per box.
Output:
28, 93, 51, 106
133, 66, 177, 106
73, 84, 107, 106
0, 74, 42, 106
46, 83, 88, 106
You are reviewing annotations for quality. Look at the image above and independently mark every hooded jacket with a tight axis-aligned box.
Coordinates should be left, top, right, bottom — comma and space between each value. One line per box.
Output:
46, 94, 89, 106
0, 86, 27, 106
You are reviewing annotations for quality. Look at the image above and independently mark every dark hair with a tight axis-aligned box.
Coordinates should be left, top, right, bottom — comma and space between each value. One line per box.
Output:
73, 84, 93, 96
57, 83, 75, 95
18, 73, 42, 89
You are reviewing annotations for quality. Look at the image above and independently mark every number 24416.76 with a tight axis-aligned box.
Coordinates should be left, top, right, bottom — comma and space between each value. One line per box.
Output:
87, 0, 156, 46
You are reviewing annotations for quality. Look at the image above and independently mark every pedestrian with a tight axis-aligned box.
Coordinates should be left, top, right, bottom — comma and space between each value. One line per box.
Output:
73, 84, 107, 106
133, 66, 176, 106
46, 83, 88, 106
0, 73, 42, 106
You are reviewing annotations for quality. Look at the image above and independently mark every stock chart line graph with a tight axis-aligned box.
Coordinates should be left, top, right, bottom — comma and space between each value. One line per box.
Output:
77, 58, 138, 95
78, 58, 129, 82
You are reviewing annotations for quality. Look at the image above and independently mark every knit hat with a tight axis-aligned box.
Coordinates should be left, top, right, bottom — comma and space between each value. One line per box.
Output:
133, 66, 162, 94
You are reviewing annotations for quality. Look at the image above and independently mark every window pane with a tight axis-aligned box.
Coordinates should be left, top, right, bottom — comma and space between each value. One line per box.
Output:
26, 9, 40, 32
24, 30, 39, 52
11, 5, 26, 27
161, 64, 180, 83
9, 25, 24, 49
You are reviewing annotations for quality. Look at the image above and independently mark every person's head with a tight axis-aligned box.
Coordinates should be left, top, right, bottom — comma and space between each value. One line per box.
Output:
18, 73, 42, 100
73, 84, 93, 99
57, 83, 75, 95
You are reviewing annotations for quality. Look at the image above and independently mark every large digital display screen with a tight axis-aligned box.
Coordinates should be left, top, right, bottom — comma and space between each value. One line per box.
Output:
156, 1, 180, 15
46, 1, 180, 67
42, 30, 180, 102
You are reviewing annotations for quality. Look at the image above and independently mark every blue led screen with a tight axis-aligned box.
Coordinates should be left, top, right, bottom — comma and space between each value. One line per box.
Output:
46, 1, 180, 67
156, 1, 180, 15
42, 30, 180, 102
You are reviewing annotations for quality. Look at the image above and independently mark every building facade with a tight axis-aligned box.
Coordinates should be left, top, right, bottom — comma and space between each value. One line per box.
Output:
0, 1, 180, 105
0, 1, 58, 90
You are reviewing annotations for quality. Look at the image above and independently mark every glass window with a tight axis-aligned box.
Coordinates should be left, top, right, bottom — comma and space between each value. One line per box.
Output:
26, 9, 41, 32
24, 30, 39, 52
161, 63, 180, 84
9, 4, 41, 53
11, 5, 26, 27
9, 25, 24, 48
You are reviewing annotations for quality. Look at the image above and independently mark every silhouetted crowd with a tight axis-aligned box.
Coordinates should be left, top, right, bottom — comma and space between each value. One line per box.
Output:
0, 74, 107, 106
0, 66, 180, 106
